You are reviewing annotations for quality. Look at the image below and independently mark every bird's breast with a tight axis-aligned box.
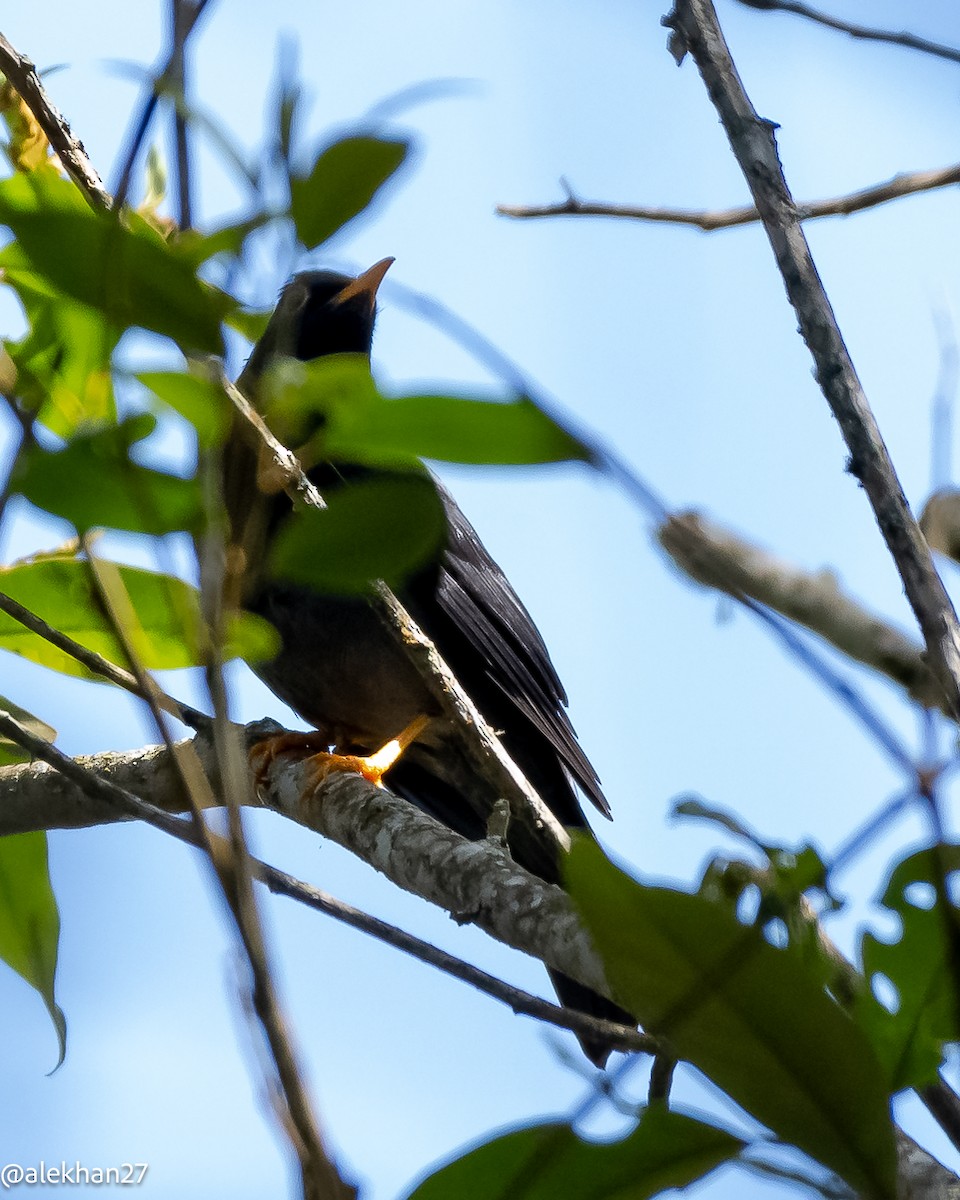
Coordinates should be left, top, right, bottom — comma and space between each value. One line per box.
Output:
249, 582, 438, 750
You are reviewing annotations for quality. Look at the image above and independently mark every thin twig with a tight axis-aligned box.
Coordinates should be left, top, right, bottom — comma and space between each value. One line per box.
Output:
665, 0, 960, 721
0, 587, 207, 726
112, 0, 211, 212
0, 32, 112, 210
497, 163, 960, 230
169, 0, 193, 230
733, 0, 960, 67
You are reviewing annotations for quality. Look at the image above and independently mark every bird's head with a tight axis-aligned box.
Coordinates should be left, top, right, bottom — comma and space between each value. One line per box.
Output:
238, 257, 394, 390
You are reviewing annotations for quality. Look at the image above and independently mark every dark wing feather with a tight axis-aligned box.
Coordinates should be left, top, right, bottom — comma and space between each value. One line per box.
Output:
431, 481, 610, 821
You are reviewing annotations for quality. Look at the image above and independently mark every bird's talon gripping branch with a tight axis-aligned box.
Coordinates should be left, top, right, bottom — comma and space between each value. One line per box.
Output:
249, 730, 332, 791
304, 713, 433, 791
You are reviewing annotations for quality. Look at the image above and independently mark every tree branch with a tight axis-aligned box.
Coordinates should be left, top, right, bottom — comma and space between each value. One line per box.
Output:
497, 163, 960, 231
658, 509, 943, 712
664, 0, 960, 721
732, 0, 960, 67
0, 720, 651, 1057
0, 31, 111, 211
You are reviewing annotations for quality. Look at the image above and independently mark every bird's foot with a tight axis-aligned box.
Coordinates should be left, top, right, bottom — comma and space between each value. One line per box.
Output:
304, 713, 433, 791
249, 730, 332, 791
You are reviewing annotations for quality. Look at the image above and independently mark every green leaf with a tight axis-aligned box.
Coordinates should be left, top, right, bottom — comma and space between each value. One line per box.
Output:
405, 1108, 743, 1200
566, 840, 897, 1200
0, 171, 230, 353
0, 558, 277, 677
268, 474, 446, 593
0, 831, 66, 1067
0, 695, 56, 767
289, 134, 409, 249
857, 845, 960, 1090
13, 415, 203, 536
1, 246, 118, 435
225, 305, 272, 345
269, 354, 592, 467
174, 215, 268, 268
138, 370, 232, 449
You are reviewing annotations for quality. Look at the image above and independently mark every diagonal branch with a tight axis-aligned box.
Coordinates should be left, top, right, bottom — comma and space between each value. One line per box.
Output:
664, 0, 960, 722
658, 510, 943, 712
732, 0, 960, 67
0, 32, 111, 211
497, 163, 960, 231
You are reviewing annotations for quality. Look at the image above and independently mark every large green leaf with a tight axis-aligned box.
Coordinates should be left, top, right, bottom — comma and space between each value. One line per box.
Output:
566, 840, 897, 1200
138, 371, 232, 450
857, 844, 960, 1091
405, 1108, 742, 1200
0, 559, 278, 676
269, 354, 592, 467
289, 134, 409, 249
0, 830, 65, 1067
268, 473, 446, 593
0, 172, 230, 353
1, 245, 117, 435
13, 415, 203, 536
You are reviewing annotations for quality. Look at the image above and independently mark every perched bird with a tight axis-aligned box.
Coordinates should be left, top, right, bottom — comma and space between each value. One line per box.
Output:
225, 260, 632, 1064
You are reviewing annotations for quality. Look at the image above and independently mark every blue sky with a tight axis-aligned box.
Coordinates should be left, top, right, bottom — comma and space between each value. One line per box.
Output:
2, 1, 960, 1196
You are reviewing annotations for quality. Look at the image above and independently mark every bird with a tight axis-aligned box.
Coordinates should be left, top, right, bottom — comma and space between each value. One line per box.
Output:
224, 259, 633, 1065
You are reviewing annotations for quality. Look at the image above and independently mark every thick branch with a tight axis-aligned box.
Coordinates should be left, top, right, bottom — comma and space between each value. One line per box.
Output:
497, 163, 960, 231
658, 510, 943, 712
0, 725, 615, 1004
664, 0, 960, 721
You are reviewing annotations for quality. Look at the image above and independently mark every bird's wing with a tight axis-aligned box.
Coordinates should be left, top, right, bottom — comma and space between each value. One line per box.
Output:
432, 482, 610, 819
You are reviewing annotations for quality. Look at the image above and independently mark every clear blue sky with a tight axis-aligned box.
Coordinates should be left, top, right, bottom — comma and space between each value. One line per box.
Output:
1, 1, 960, 1196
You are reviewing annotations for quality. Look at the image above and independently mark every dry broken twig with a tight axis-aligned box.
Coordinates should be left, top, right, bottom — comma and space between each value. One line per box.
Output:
497, 164, 960, 231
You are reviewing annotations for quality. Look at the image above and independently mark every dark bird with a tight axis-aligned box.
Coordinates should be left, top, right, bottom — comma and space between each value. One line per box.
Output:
225, 259, 633, 1065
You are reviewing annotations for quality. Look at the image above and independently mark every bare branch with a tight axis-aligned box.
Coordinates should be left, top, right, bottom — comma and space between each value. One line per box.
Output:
0, 31, 111, 210
733, 0, 960, 67
658, 510, 943, 712
497, 163, 960, 231
664, 0, 960, 721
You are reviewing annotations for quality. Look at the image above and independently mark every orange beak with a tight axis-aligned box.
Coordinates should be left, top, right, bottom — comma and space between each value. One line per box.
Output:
332, 257, 395, 309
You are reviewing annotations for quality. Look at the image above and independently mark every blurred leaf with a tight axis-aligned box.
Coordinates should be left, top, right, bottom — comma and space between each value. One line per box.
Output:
226, 609, 280, 664
1, 245, 117, 434
0, 171, 230, 352
290, 134, 409, 249
405, 1108, 742, 1200
0, 80, 54, 173
0, 558, 276, 676
920, 490, 960, 562
138, 370, 232, 449
0, 831, 66, 1067
268, 474, 445, 593
857, 845, 960, 1090
225, 305, 272, 345
0, 695, 56, 767
270, 354, 591, 467
566, 840, 896, 1200
13, 415, 202, 535
174, 215, 268, 268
